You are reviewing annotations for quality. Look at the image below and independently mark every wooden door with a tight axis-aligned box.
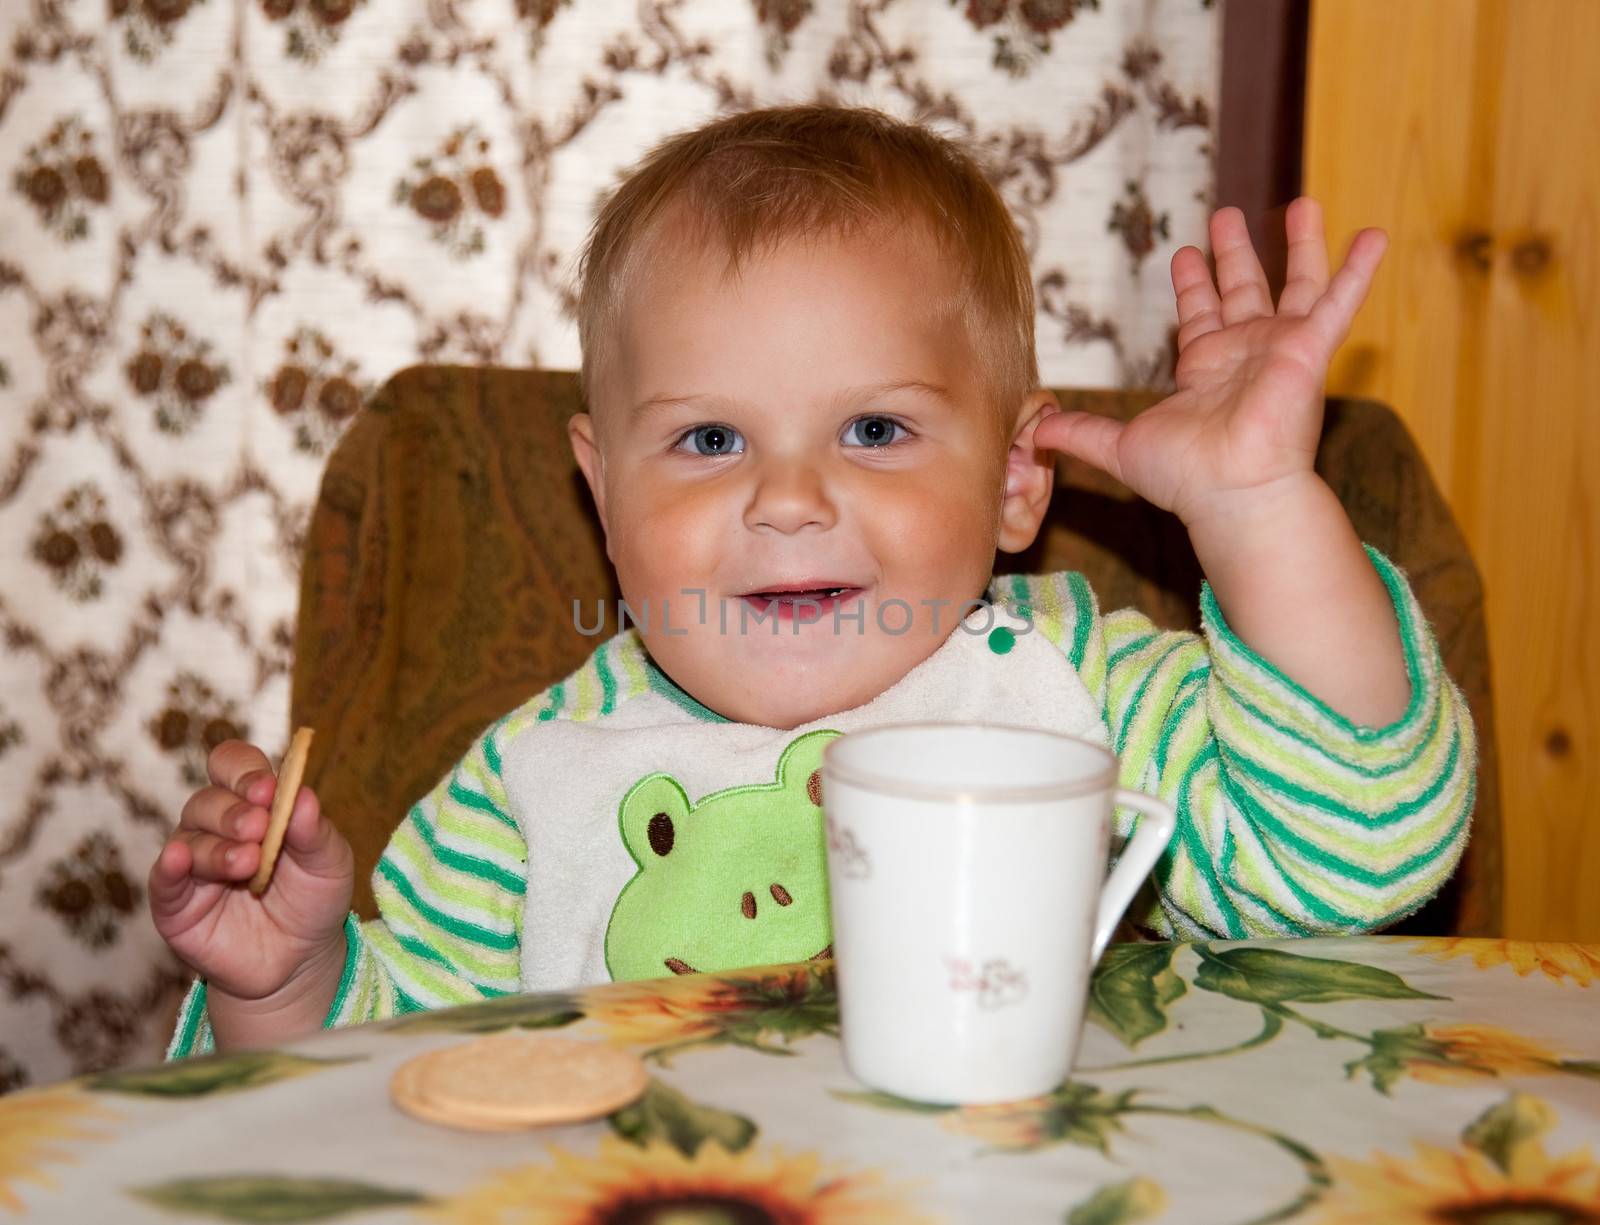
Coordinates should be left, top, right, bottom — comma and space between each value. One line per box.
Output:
1304, 0, 1599, 939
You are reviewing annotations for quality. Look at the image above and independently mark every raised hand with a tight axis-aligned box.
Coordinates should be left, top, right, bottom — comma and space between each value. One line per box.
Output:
1036, 197, 1387, 529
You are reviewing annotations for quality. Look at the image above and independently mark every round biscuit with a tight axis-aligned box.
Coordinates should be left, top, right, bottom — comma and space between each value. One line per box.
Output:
390, 1058, 535, 1132
396, 1034, 649, 1128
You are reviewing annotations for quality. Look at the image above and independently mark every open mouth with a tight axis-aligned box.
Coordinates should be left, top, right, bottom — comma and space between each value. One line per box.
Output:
664, 945, 833, 976
738, 584, 866, 623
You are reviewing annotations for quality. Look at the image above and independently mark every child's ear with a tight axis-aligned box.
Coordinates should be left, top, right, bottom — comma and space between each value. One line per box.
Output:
568, 412, 608, 537
997, 391, 1059, 554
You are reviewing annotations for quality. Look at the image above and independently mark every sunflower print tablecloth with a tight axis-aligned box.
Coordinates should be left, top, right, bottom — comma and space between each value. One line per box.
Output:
5, 937, 1599, 1224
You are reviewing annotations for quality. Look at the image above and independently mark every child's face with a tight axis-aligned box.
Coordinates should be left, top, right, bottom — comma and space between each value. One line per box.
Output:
570, 224, 1055, 729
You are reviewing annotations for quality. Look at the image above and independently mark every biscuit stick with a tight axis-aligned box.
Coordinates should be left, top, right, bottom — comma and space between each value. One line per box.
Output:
249, 727, 314, 895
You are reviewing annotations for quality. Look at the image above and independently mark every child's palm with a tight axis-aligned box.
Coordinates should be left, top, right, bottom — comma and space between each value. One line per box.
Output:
1039, 199, 1387, 526
162, 845, 350, 1000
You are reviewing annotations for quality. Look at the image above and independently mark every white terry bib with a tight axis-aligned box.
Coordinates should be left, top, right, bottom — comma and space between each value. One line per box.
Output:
503, 603, 1107, 991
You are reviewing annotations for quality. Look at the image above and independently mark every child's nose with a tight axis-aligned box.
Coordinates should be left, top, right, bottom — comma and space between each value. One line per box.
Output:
744, 460, 837, 534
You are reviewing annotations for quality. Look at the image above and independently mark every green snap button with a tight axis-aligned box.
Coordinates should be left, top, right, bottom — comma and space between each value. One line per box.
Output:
987, 626, 1016, 655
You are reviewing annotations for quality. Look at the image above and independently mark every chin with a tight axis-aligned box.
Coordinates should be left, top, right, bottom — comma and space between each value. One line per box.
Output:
750, 696, 851, 730
721, 663, 899, 729
651, 626, 942, 728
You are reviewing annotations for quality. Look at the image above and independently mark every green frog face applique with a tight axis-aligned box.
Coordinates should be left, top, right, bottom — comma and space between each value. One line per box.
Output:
604, 730, 838, 981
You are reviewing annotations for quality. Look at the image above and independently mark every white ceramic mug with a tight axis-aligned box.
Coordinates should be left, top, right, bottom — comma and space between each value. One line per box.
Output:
820, 722, 1176, 1105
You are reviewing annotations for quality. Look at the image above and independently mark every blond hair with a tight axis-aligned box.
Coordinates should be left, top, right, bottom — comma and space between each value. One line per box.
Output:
573, 104, 1039, 424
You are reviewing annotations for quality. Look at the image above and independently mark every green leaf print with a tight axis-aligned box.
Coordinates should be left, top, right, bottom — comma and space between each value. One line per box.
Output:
608, 1077, 759, 1156
711, 966, 840, 1047
87, 1051, 361, 1098
130, 1175, 429, 1222
834, 1081, 1139, 1154
1087, 943, 1187, 1047
942, 1082, 1139, 1155
1343, 1023, 1460, 1094
839, 1079, 1327, 1224
1194, 946, 1443, 1006
381, 991, 583, 1034
1065, 1176, 1166, 1225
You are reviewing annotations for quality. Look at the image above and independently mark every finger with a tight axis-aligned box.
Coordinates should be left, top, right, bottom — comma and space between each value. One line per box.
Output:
149, 839, 197, 919
1171, 246, 1223, 351
1278, 196, 1330, 317
281, 787, 351, 885
1309, 227, 1389, 348
1033, 411, 1125, 484
207, 740, 275, 802
179, 786, 270, 841
1210, 207, 1274, 325
175, 829, 260, 883
281, 786, 327, 855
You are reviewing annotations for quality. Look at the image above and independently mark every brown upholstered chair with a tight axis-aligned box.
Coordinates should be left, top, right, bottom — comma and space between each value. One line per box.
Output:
290, 365, 1502, 934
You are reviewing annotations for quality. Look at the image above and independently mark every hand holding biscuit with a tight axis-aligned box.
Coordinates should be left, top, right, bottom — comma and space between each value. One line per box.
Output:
148, 735, 353, 1038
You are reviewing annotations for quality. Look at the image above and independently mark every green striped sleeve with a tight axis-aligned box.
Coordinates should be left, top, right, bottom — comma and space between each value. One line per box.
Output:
1022, 548, 1476, 939
1188, 547, 1476, 935
164, 976, 214, 1060
357, 726, 527, 1011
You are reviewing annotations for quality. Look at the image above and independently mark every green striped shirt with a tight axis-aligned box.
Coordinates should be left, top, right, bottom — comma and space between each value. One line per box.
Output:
168, 548, 1474, 1058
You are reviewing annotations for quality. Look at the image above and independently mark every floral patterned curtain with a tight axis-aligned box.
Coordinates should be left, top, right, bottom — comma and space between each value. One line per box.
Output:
0, 0, 1219, 1089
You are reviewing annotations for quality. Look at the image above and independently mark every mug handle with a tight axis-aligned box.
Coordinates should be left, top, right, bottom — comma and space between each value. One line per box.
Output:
1091, 789, 1177, 961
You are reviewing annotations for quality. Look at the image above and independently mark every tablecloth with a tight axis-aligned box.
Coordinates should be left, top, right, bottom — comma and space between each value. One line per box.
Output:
5, 936, 1599, 1223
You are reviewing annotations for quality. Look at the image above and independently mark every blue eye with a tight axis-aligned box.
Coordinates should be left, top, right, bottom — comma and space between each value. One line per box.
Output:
678, 424, 743, 456
844, 416, 906, 448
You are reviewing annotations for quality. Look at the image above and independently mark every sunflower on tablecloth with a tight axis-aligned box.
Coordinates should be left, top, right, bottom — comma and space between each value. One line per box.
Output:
1402, 1024, 1565, 1084
417, 1135, 939, 1225
1345, 1022, 1587, 1091
1408, 939, 1600, 986
0, 1085, 119, 1211
934, 1081, 1137, 1153
1316, 1092, 1600, 1224
585, 963, 838, 1062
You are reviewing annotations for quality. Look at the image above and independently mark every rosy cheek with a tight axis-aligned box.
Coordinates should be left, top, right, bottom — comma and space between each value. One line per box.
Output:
612, 491, 717, 583
866, 470, 986, 535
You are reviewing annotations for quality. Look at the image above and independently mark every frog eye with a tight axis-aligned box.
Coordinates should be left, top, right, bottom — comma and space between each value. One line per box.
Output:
647, 812, 675, 857
806, 770, 823, 807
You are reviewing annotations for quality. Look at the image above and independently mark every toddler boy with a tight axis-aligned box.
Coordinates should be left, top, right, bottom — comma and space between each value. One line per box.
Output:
151, 105, 1475, 1057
